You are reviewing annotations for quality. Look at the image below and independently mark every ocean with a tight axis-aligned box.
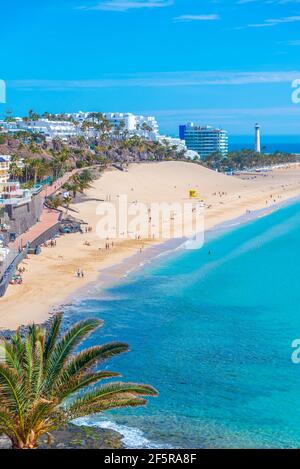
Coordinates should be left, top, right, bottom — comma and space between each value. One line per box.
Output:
65, 199, 300, 449
229, 143, 300, 154
229, 136, 300, 154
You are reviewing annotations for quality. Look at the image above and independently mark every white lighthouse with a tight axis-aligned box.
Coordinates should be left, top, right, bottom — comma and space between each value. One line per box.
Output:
255, 123, 261, 154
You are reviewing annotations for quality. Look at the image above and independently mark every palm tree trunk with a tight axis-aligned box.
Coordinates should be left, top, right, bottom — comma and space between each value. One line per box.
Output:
11, 435, 38, 449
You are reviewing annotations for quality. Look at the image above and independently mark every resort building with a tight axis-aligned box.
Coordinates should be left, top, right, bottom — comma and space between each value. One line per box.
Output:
0, 119, 24, 134
65, 111, 160, 139
156, 135, 186, 151
152, 135, 199, 160
101, 113, 160, 138
179, 123, 228, 159
0, 155, 11, 183
0, 181, 32, 206
17, 119, 80, 141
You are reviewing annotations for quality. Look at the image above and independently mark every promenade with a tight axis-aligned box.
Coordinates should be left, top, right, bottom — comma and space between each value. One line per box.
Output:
9, 170, 77, 250
10, 207, 61, 250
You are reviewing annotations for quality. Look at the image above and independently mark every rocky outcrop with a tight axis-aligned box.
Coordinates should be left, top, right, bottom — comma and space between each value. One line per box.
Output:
0, 424, 124, 449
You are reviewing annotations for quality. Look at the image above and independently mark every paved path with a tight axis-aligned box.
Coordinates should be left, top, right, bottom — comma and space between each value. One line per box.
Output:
10, 207, 61, 250
40, 170, 77, 198
8, 171, 76, 250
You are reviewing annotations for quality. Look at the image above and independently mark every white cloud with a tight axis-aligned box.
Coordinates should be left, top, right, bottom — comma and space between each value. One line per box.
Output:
248, 15, 300, 28
151, 106, 300, 119
174, 14, 220, 23
8, 71, 300, 90
78, 0, 172, 11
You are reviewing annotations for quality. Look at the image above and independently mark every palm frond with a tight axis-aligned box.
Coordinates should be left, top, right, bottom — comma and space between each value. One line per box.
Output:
0, 314, 157, 449
44, 319, 102, 390
0, 363, 26, 427
0, 409, 21, 440
0, 341, 23, 372
57, 342, 129, 383
58, 371, 121, 400
44, 313, 63, 363
68, 396, 148, 420
68, 382, 157, 412
31, 340, 44, 399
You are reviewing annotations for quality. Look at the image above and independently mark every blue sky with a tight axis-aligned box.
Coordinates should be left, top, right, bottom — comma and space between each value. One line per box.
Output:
1, 0, 300, 136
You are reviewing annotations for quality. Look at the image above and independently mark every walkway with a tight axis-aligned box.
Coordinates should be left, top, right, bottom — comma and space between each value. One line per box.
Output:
40, 169, 77, 198
10, 206, 61, 250
9, 170, 77, 250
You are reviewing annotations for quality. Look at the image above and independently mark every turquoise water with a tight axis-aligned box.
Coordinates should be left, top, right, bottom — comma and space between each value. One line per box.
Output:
66, 200, 300, 448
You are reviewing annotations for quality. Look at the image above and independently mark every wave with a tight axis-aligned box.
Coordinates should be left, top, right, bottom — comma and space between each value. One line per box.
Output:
73, 417, 170, 449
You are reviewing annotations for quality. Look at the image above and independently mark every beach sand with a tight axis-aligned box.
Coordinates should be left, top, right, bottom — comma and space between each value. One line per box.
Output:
2, 160, 300, 330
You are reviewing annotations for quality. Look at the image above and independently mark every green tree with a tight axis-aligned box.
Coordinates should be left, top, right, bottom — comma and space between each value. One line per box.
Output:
28, 158, 49, 185
47, 194, 63, 210
0, 314, 157, 449
50, 148, 71, 180
63, 194, 73, 214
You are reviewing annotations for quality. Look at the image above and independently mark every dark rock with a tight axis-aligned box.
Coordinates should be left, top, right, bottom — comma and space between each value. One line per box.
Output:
0, 435, 11, 449
38, 423, 124, 449
0, 423, 124, 450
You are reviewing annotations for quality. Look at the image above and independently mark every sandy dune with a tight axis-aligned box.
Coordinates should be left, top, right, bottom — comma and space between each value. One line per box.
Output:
1, 161, 300, 330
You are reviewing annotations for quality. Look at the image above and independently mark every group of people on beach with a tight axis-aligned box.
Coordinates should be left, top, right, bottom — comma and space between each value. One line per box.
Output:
43, 238, 57, 248
265, 193, 283, 205
76, 268, 85, 278
212, 191, 228, 197
104, 240, 114, 250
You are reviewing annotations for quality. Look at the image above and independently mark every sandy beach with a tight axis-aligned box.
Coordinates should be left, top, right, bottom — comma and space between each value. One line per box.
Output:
2, 160, 300, 330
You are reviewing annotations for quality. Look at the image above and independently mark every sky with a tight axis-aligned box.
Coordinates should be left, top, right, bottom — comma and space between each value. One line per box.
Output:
1, 0, 300, 136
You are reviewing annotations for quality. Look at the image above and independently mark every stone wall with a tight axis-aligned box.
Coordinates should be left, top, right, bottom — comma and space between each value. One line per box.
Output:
0, 248, 27, 297
5, 193, 44, 238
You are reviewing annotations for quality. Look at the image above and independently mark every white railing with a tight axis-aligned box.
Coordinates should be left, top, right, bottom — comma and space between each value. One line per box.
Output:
0, 195, 32, 206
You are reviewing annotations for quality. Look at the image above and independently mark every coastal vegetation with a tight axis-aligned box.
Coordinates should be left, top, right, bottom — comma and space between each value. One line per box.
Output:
0, 313, 157, 449
201, 149, 299, 172
0, 111, 184, 188
0, 111, 299, 185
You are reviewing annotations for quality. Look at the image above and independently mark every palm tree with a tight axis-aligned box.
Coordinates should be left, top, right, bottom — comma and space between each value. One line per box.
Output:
28, 158, 49, 185
79, 169, 93, 184
63, 194, 73, 214
9, 154, 24, 181
0, 314, 157, 449
50, 148, 71, 180
28, 159, 43, 185
47, 194, 63, 210
9, 163, 23, 181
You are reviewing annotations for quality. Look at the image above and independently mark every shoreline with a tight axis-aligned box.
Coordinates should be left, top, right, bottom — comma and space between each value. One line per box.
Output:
2, 161, 300, 330
62, 189, 300, 310
2, 190, 300, 336
65, 190, 300, 451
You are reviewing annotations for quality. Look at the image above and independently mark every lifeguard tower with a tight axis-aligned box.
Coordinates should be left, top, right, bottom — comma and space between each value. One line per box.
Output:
189, 189, 198, 198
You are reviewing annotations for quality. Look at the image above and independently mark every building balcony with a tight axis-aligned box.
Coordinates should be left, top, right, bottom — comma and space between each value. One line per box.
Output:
0, 195, 32, 206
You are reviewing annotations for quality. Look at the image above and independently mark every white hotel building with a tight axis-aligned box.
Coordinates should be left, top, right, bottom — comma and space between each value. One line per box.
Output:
180, 123, 228, 159
0, 156, 11, 183
17, 119, 80, 140
65, 111, 159, 137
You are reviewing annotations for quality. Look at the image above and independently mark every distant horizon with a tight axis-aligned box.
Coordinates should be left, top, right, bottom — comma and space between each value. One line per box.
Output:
1, 110, 300, 141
